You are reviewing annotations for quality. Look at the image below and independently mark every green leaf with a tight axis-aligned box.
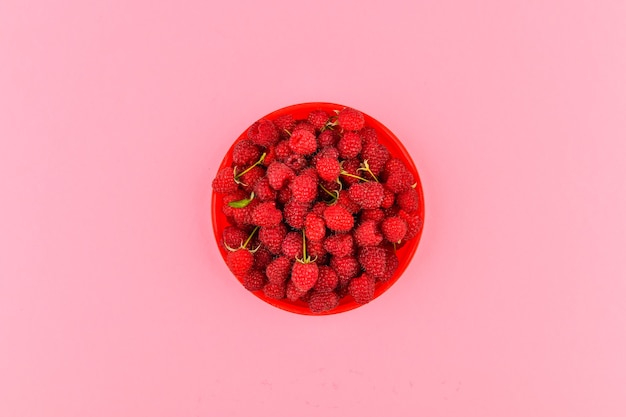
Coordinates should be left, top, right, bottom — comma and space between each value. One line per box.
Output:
228, 192, 255, 208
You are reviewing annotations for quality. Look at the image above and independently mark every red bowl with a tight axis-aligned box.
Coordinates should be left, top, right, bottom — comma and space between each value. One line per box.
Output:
211, 102, 425, 315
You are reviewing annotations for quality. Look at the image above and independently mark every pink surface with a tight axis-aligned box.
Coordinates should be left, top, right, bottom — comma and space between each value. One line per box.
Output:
1, 0, 625, 416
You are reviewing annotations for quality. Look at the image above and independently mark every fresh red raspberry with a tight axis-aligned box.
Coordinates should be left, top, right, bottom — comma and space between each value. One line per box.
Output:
230, 199, 258, 227
383, 158, 414, 193
254, 247, 273, 270
304, 213, 326, 241
396, 187, 419, 213
337, 131, 362, 159
290, 174, 318, 204
318, 129, 339, 147
348, 273, 376, 304
274, 140, 292, 160
308, 291, 339, 313
331, 256, 360, 284
232, 140, 261, 166
315, 155, 341, 182
247, 118, 279, 147
337, 107, 365, 131
262, 144, 277, 166
381, 216, 408, 243
221, 190, 247, 219
284, 200, 309, 229
380, 248, 399, 282
323, 204, 354, 232
226, 249, 254, 277
311, 201, 327, 216
360, 208, 385, 223
274, 114, 295, 137
307, 238, 327, 261
263, 281, 286, 299
242, 269, 265, 291
323, 233, 354, 257
336, 190, 361, 214
348, 181, 384, 209
222, 226, 247, 249
381, 188, 395, 208
286, 280, 308, 301
212, 167, 238, 194
313, 266, 339, 292
291, 261, 319, 291
339, 159, 361, 185
277, 187, 292, 204
354, 219, 383, 247
282, 231, 303, 258
362, 142, 390, 176
288, 129, 317, 156
398, 210, 423, 240
359, 126, 378, 147
307, 109, 330, 130
250, 201, 282, 227
259, 223, 287, 254
293, 121, 316, 135
266, 256, 292, 284
284, 154, 307, 172
238, 166, 265, 192
358, 246, 387, 278
253, 177, 276, 201
266, 162, 295, 190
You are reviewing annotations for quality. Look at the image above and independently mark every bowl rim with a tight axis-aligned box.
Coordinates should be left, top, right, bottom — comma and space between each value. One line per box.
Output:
211, 102, 425, 315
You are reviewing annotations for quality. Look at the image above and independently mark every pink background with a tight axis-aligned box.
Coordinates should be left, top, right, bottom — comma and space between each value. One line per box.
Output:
1, 0, 625, 416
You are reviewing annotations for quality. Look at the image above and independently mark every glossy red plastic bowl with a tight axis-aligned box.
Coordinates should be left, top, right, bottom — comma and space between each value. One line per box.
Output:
211, 102, 425, 315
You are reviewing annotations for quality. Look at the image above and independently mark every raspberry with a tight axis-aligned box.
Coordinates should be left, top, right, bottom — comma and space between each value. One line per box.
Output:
274, 140, 292, 160
291, 261, 319, 291
293, 121, 316, 135
247, 119, 279, 147
396, 188, 419, 213
254, 247, 273, 270
311, 201, 327, 216
380, 248, 399, 282
339, 159, 361, 186
315, 155, 341, 182
266, 256, 292, 284
231, 199, 257, 227
381, 216, 408, 243
259, 223, 287, 254
221, 190, 247, 219
331, 256, 360, 284
222, 226, 247, 249
251, 201, 282, 227
348, 182, 384, 209
274, 114, 295, 137
307, 238, 327, 260
282, 231, 303, 258
358, 246, 387, 278
238, 165, 265, 192
337, 131, 362, 159
290, 174, 318, 204
232, 140, 261, 166
323, 233, 354, 257
360, 208, 384, 223
313, 266, 339, 292
398, 210, 423, 240
381, 188, 395, 208
301, 167, 319, 180
284, 200, 310, 229
243, 269, 265, 291
304, 213, 326, 241
288, 129, 317, 155
383, 158, 414, 193
354, 219, 383, 247
263, 281, 286, 299
336, 190, 360, 214
308, 291, 339, 313
212, 167, 238, 194
286, 280, 308, 301
226, 249, 254, 277
253, 177, 276, 201
307, 109, 330, 130
266, 162, 295, 190
362, 142, 389, 176
348, 273, 375, 304
262, 145, 277, 166
359, 126, 378, 147
323, 204, 354, 232
318, 129, 338, 147
284, 154, 307, 172
277, 187, 292, 204
337, 107, 365, 131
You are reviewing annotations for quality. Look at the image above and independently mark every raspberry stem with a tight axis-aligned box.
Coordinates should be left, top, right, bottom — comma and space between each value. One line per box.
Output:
340, 171, 370, 182
296, 229, 316, 264
319, 183, 339, 204
234, 152, 266, 181
357, 160, 379, 182
242, 226, 260, 249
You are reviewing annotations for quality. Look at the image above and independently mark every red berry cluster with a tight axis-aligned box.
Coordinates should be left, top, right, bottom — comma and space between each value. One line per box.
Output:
212, 107, 422, 313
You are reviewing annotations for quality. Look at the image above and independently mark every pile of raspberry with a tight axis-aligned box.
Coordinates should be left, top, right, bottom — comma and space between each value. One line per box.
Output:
212, 107, 422, 313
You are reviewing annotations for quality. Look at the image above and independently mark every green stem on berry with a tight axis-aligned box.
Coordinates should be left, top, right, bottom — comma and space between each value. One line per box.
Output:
242, 226, 259, 249
234, 152, 266, 180
319, 183, 339, 205
228, 192, 255, 208
357, 160, 379, 182
340, 171, 370, 182
296, 229, 316, 264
